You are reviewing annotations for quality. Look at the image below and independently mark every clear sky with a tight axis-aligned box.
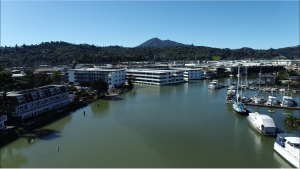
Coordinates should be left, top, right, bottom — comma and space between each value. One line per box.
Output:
1, 1, 299, 49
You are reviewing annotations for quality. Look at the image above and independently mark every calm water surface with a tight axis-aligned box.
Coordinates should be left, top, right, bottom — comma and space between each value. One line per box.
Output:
1, 77, 299, 168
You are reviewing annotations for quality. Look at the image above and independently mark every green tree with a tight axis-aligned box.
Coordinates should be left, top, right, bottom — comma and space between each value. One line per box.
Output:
51, 70, 62, 84
127, 75, 135, 90
72, 60, 78, 69
23, 68, 35, 88
0, 70, 17, 121
284, 114, 300, 127
90, 79, 109, 96
35, 72, 51, 86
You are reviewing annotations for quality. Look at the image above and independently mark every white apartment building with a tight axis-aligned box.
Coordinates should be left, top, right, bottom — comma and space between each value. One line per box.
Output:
126, 69, 185, 85
171, 68, 204, 80
0, 85, 74, 122
68, 68, 126, 89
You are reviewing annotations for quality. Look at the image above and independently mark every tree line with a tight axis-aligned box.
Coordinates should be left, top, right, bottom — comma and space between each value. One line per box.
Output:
0, 42, 299, 66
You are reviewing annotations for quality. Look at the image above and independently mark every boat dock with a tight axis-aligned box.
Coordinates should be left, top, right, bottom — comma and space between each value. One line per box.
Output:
244, 101, 300, 110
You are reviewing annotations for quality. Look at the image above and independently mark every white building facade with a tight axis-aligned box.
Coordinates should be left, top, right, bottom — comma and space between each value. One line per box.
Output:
126, 69, 185, 85
171, 68, 204, 80
68, 68, 127, 89
1, 85, 74, 122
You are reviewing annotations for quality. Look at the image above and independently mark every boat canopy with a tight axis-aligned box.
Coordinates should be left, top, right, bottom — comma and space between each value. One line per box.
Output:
277, 133, 298, 139
259, 115, 276, 127
250, 112, 276, 128
286, 137, 300, 144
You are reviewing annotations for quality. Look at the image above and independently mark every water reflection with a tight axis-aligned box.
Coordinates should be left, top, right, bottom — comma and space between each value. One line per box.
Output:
267, 107, 277, 113
23, 129, 61, 140
281, 109, 294, 115
0, 151, 28, 168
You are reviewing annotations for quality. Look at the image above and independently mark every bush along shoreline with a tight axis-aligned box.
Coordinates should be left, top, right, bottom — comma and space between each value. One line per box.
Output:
0, 95, 108, 148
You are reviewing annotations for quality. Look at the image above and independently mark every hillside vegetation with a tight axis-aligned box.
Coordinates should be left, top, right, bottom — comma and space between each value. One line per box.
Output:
0, 41, 299, 66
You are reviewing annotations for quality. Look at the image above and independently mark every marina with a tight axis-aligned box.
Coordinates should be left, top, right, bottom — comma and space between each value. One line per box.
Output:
0, 76, 299, 168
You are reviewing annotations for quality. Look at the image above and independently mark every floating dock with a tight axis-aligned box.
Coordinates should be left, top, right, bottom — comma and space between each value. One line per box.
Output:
244, 101, 300, 110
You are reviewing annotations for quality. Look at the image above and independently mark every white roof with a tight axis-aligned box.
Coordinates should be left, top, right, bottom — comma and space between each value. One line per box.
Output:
259, 115, 276, 127
277, 133, 299, 140
250, 113, 276, 127
286, 137, 300, 144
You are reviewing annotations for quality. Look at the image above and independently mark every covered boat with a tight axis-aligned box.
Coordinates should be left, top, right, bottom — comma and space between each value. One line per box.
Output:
247, 112, 276, 136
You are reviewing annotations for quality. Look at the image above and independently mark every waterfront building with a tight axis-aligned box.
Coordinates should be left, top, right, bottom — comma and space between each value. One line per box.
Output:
125, 69, 185, 85
68, 68, 126, 88
203, 70, 215, 79
0, 84, 74, 122
171, 68, 204, 80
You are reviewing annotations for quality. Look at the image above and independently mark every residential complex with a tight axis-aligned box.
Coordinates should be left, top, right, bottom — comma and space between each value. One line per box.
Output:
68, 68, 126, 89
0, 84, 74, 122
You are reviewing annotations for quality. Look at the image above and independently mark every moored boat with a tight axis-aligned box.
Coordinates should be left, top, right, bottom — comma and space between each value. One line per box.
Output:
232, 67, 247, 115
225, 89, 236, 104
280, 92, 297, 107
208, 80, 222, 89
274, 133, 300, 168
247, 112, 276, 136
266, 92, 280, 106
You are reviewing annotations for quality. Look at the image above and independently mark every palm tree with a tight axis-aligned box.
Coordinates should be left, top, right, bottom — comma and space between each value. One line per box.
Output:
284, 114, 300, 127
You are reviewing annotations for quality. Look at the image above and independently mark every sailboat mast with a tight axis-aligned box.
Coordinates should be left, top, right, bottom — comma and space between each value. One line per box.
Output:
258, 66, 261, 93
237, 66, 240, 103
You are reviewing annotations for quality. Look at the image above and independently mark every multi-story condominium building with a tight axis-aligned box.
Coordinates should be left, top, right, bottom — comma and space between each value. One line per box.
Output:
0, 115, 7, 134
68, 68, 126, 89
0, 84, 74, 122
126, 69, 185, 85
171, 68, 204, 80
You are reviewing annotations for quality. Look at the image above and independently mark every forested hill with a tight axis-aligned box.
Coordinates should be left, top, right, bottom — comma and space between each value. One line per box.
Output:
137, 38, 188, 48
0, 41, 299, 66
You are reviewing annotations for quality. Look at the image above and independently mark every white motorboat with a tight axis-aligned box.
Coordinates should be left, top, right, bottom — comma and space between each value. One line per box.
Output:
253, 93, 265, 104
249, 86, 256, 91
229, 74, 234, 77
208, 80, 222, 89
280, 92, 297, 107
266, 92, 280, 106
271, 88, 279, 92
247, 112, 276, 136
279, 88, 286, 92
225, 90, 236, 104
274, 133, 300, 168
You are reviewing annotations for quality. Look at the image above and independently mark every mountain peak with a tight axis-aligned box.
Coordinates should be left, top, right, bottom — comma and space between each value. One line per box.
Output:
136, 38, 188, 48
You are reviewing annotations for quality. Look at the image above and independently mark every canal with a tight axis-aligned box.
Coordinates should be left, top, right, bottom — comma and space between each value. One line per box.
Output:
1, 77, 299, 168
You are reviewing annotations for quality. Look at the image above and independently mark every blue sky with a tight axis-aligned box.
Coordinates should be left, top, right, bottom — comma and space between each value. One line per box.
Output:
1, 1, 299, 49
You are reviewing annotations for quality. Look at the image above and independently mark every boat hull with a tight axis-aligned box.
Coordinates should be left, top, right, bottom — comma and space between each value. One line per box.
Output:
274, 143, 299, 168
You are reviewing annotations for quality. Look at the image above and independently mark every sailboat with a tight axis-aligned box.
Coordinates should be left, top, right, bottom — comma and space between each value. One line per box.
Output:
253, 66, 265, 104
241, 66, 251, 103
232, 66, 247, 114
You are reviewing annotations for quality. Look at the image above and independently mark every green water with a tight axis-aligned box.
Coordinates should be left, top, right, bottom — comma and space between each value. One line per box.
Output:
1, 77, 299, 168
